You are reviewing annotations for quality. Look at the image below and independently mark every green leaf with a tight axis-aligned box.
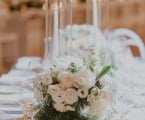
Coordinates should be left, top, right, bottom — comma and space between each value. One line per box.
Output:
89, 60, 96, 72
96, 65, 111, 82
67, 62, 78, 73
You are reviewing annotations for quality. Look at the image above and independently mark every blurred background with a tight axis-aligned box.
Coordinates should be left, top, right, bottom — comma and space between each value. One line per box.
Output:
0, 0, 145, 73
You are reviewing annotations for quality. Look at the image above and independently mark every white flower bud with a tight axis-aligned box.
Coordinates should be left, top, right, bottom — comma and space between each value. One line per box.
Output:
77, 88, 88, 98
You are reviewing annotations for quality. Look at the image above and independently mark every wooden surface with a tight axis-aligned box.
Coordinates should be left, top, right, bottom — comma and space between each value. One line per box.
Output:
0, 33, 18, 74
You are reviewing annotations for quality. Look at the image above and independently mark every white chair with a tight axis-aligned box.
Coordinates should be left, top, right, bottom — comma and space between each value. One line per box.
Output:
111, 28, 145, 61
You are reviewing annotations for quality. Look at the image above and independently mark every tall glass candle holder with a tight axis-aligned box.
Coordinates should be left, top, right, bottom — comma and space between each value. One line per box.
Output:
86, 0, 109, 33
43, 0, 69, 66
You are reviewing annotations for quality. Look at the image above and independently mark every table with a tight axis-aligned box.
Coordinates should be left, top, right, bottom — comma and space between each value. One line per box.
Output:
0, 56, 145, 120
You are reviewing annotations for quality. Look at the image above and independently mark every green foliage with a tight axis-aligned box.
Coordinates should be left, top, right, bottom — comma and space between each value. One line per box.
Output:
34, 104, 89, 120
67, 62, 78, 73
95, 65, 111, 89
89, 60, 96, 72
74, 98, 88, 113
34, 96, 101, 120
96, 66, 111, 82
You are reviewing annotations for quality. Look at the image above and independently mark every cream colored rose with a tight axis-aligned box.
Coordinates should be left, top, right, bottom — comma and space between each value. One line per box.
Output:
34, 88, 42, 102
63, 88, 78, 105
34, 73, 43, 86
48, 85, 64, 103
57, 72, 74, 88
53, 103, 66, 112
73, 69, 95, 89
90, 99, 107, 116
99, 89, 113, 104
34, 72, 52, 86
51, 94, 64, 104
77, 88, 88, 98
53, 103, 75, 112
65, 105, 75, 111
87, 95, 108, 116
41, 72, 52, 85
48, 85, 60, 96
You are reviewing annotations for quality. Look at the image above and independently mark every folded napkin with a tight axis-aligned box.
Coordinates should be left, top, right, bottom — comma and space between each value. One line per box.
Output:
0, 94, 19, 105
0, 105, 22, 113
0, 74, 34, 86
0, 113, 22, 120
15, 62, 42, 71
8, 69, 36, 76
0, 86, 20, 94
17, 56, 41, 63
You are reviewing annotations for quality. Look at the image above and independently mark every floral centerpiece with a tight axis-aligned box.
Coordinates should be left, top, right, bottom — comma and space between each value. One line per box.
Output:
34, 55, 113, 120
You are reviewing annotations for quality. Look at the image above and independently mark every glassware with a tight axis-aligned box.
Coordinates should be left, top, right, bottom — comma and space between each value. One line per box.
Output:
86, 0, 109, 36
43, 0, 70, 67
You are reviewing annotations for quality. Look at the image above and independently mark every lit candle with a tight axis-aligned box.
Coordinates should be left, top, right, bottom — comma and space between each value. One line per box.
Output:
53, 3, 59, 58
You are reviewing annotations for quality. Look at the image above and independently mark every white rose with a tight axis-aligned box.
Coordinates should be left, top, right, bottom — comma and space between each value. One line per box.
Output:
53, 103, 66, 112
48, 85, 64, 103
48, 85, 60, 96
41, 72, 52, 85
53, 103, 75, 112
34, 88, 42, 102
77, 88, 88, 98
52, 94, 64, 104
34, 73, 43, 86
65, 105, 75, 111
73, 69, 96, 89
63, 88, 78, 105
34, 72, 52, 86
87, 95, 107, 116
57, 72, 74, 88
99, 89, 113, 104
90, 99, 107, 116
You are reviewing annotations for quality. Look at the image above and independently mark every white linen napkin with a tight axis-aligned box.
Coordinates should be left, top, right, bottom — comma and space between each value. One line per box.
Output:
0, 86, 20, 94
8, 69, 35, 76
0, 94, 19, 105
0, 74, 34, 85
15, 62, 42, 70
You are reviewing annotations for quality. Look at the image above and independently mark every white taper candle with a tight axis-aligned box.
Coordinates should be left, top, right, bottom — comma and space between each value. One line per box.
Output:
53, 3, 59, 57
93, 0, 98, 29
